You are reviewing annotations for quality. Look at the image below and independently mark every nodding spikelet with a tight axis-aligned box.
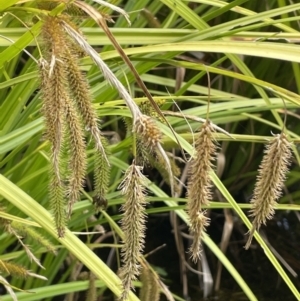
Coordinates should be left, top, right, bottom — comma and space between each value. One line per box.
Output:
0, 260, 46, 282
93, 137, 110, 211
187, 120, 217, 262
139, 266, 160, 301
0, 260, 28, 279
134, 115, 175, 195
40, 15, 109, 232
119, 162, 148, 301
134, 115, 161, 151
126, 113, 176, 195
10, 221, 56, 254
40, 17, 70, 236
41, 16, 69, 77
64, 96, 87, 218
49, 171, 66, 238
39, 58, 64, 179
63, 45, 107, 159
245, 133, 292, 249
39, 57, 66, 237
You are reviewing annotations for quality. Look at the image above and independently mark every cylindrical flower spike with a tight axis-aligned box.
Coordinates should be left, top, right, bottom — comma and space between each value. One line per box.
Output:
245, 133, 292, 249
119, 162, 148, 301
64, 96, 87, 218
187, 120, 217, 262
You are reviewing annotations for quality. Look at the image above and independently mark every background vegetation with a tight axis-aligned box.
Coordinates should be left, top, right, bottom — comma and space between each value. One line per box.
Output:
1, 0, 300, 300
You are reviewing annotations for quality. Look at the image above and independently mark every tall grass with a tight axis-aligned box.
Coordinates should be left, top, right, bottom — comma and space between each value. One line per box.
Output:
1, 1, 300, 300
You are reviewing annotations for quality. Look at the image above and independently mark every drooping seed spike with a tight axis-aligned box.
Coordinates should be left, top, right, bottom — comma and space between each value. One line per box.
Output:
63, 45, 108, 161
187, 120, 217, 261
245, 133, 292, 249
94, 137, 110, 211
49, 170, 66, 238
64, 96, 87, 218
119, 162, 148, 301
40, 16, 69, 236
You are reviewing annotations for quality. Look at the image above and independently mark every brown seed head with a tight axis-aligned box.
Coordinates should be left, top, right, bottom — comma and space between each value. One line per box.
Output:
186, 120, 217, 261
134, 115, 161, 150
39, 57, 67, 237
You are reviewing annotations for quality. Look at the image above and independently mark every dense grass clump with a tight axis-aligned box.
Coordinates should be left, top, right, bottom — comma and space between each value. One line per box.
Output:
1, 1, 300, 301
